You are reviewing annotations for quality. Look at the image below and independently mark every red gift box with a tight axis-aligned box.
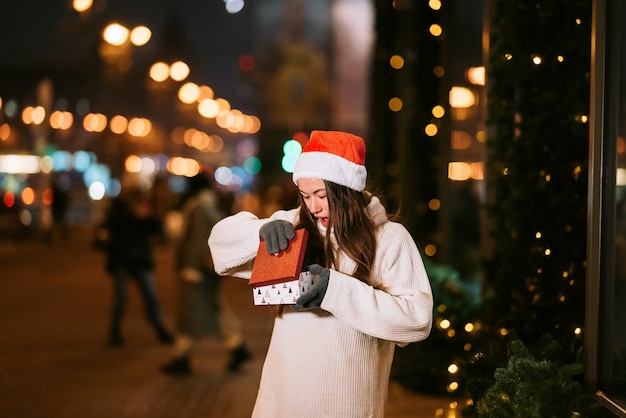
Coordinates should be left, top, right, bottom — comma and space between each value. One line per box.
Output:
249, 228, 309, 305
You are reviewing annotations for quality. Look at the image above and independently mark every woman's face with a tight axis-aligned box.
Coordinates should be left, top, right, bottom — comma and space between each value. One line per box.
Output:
298, 178, 329, 227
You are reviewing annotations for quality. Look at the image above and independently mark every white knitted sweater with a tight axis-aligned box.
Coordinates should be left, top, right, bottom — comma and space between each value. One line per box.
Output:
208, 197, 433, 418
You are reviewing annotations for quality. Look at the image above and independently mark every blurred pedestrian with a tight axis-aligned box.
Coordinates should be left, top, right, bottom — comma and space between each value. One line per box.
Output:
161, 171, 251, 375
47, 175, 70, 244
103, 176, 173, 346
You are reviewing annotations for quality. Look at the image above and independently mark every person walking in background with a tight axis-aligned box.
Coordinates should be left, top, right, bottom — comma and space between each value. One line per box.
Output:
104, 177, 173, 346
208, 130, 433, 417
161, 171, 251, 375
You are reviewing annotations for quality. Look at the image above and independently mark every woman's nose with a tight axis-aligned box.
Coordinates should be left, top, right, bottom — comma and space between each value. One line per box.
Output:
309, 199, 320, 213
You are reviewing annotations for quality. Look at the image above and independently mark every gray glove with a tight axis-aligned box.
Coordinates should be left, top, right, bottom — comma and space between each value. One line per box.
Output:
259, 220, 295, 254
294, 264, 330, 311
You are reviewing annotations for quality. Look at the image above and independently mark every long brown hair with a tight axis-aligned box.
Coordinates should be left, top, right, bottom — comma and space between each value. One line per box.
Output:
298, 180, 377, 283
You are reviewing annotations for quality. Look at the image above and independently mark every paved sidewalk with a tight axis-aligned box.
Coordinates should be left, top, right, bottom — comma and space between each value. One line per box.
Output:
0, 228, 460, 418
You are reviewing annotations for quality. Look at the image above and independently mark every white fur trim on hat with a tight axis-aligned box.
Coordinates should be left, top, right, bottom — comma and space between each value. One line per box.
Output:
293, 151, 367, 191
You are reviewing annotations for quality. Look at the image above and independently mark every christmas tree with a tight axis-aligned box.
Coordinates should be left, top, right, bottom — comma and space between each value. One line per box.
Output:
469, 0, 592, 413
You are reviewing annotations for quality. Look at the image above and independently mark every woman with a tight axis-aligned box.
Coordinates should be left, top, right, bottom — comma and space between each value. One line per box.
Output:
161, 172, 251, 375
208, 130, 433, 417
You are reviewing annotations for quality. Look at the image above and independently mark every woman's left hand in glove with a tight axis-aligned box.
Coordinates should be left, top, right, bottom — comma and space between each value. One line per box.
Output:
294, 264, 330, 311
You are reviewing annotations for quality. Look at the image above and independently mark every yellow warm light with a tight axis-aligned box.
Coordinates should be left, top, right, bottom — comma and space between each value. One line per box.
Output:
448, 162, 471, 181
110, 115, 128, 134
130, 26, 151, 46
532, 55, 542, 65
216, 110, 233, 129
448, 364, 458, 374
73, 0, 93, 12
425, 244, 437, 256
170, 61, 190, 81
505, 53, 513, 60
242, 115, 254, 133
557, 55, 565, 63
389, 97, 403, 112
22, 106, 34, 124
464, 323, 474, 332
249, 115, 261, 134
22, 187, 35, 205
428, 199, 441, 211
183, 129, 198, 146
466, 66, 485, 86
439, 319, 451, 329
198, 85, 215, 101
449, 86, 477, 108
178, 82, 200, 104
429, 24, 443, 37
191, 131, 211, 150
150, 62, 170, 82
574, 327, 582, 335
211, 135, 224, 152
125, 155, 142, 173
425, 123, 438, 136
198, 99, 220, 118
226, 109, 245, 133
432, 105, 445, 118
31, 106, 46, 125
470, 162, 484, 180
215, 98, 231, 112
83, 113, 107, 132
103, 23, 129, 46
167, 157, 201, 177
0, 123, 10, 141
429, 0, 441, 10
50, 111, 73, 130
499, 328, 509, 336
390, 55, 404, 69
128, 118, 152, 137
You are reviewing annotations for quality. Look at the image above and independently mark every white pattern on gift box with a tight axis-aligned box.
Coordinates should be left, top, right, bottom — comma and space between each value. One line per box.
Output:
252, 271, 317, 305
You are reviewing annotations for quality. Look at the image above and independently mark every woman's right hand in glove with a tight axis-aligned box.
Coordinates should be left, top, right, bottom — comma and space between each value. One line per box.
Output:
259, 220, 295, 254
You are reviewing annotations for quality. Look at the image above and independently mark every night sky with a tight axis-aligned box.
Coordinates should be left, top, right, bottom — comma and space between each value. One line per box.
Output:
0, 1, 255, 109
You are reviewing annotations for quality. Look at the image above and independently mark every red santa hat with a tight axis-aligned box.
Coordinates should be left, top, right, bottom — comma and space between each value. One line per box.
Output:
292, 130, 367, 192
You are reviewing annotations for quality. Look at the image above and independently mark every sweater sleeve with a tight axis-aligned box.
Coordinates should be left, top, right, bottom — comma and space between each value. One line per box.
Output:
320, 222, 433, 346
208, 209, 300, 279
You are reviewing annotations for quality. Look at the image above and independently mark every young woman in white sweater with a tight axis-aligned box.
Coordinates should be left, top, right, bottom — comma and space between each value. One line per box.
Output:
208, 130, 433, 417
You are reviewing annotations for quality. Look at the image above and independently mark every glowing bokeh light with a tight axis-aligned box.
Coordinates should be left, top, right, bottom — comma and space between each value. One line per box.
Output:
449, 86, 477, 108
150, 62, 170, 82
388, 97, 403, 112
178, 82, 200, 104
390, 55, 404, 69
73, 0, 93, 12
103, 23, 129, 46
130, 26, 151, 46
170, 61, 190, 81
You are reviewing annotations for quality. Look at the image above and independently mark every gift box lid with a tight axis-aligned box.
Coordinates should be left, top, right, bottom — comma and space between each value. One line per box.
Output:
249, 228, 308, 287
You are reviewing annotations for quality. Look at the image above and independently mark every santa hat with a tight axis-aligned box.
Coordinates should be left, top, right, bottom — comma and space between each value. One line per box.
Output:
292, 130, 367, 192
